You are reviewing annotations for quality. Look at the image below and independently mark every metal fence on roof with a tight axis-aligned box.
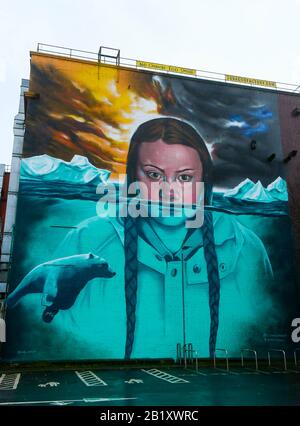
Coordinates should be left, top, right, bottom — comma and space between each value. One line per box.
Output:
36, 43, 300, 95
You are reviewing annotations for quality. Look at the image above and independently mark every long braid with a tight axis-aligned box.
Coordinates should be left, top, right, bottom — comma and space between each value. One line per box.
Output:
202, 210, 221, 358
124, 215, 139, 359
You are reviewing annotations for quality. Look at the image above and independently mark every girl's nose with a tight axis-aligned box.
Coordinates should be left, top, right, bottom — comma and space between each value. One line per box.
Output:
159, 180, 182, 202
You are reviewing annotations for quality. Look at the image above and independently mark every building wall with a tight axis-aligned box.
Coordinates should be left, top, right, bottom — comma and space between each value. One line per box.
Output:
0, 170, 10, 246
278, 94, 300, 287
0, 166, 8, 317
0, 165, 5, 233
2, 53, 299, 362
0, 169, 10, 295
0, 79, 28, 308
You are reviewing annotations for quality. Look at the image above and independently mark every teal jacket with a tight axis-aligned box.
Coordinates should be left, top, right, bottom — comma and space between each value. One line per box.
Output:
9, 212, 274, 360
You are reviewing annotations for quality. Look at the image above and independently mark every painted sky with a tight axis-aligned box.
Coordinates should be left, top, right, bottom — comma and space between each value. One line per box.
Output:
24, 54, 284, 187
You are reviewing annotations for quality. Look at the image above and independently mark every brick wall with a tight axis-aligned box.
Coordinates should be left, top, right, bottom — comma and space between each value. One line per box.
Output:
278, 94, 300, 286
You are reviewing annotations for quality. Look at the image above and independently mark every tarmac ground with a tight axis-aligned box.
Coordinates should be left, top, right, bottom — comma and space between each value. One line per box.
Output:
0, 362, 300, 406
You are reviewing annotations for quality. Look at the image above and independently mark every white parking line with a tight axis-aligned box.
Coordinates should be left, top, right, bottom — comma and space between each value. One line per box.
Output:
141, 369, 189, 383
193, 370, 208, 376
210, 372, 228, 376
227, 369, 260, 375
213, 369, 239, 375
0, 373, 21, 390
75, 371, 107, 387
256, 370, 271, 375
0, 397, 137, 406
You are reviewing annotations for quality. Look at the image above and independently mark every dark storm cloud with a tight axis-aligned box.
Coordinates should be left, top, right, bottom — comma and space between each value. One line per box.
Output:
153, 76, 285, 188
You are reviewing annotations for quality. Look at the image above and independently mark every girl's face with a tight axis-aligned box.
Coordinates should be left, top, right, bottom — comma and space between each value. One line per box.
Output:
136, 139, 203, 205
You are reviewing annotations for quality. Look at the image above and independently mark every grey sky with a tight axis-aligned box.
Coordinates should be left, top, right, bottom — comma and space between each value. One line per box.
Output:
1, 0, 300, 165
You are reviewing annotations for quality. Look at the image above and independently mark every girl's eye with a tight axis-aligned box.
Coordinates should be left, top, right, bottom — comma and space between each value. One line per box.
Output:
146, 171, 162, 181
178, 174, 193, 183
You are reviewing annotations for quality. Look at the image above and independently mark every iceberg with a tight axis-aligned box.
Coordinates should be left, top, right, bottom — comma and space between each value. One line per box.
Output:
20, 155, 110, 185
224, 178, 255, 198
223, 177, 288, 203
267, 177, 288, 201
241, 180, 274, 203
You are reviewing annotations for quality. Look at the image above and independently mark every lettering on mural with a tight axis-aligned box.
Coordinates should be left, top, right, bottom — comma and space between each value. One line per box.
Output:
225, 74, 277, 88
136, 60, 197, 76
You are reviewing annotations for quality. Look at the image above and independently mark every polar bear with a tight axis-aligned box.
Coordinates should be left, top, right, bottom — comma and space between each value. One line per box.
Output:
6, 253, 115, 323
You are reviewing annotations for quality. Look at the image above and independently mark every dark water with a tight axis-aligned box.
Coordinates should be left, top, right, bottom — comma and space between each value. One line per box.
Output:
212, 193, 289, 216
20, 179, 289, 217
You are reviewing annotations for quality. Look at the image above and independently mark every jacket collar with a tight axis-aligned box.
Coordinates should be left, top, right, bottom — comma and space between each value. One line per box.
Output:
108, 211, 239, 248
102, 212, 244, 280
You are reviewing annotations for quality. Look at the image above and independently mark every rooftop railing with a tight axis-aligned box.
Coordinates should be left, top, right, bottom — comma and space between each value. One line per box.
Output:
36, 43, 300, 94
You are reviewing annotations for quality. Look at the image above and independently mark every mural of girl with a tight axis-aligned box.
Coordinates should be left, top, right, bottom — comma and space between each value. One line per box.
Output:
7, 118, 275, 361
